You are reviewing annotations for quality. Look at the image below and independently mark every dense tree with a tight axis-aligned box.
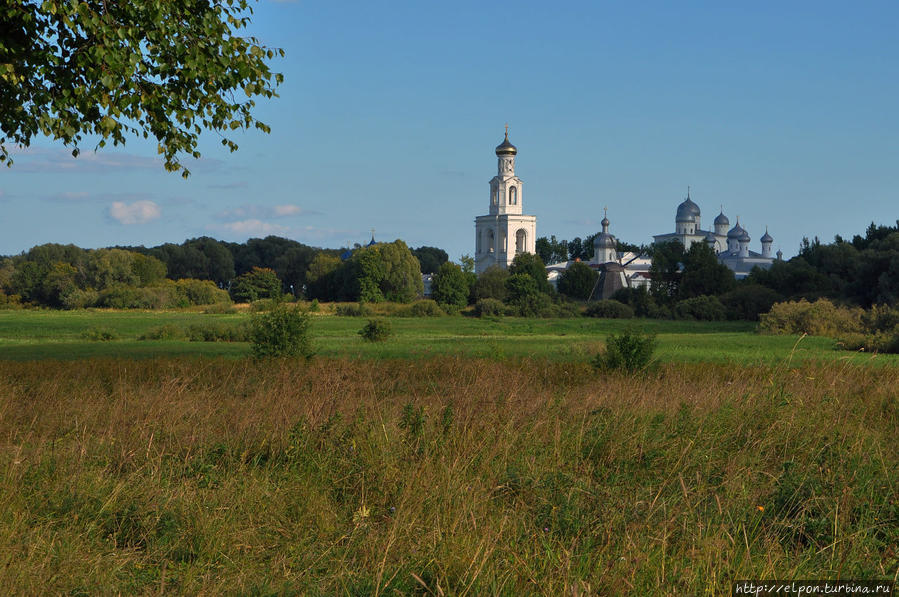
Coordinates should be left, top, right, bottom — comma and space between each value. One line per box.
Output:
649, 240, 684, 304
339, 240, 423, 303
304, 254, 342, 302
231, 267, 282, 303
471, 265, 509, 302
679, 242, 736, 299
131, 253, 167, 286
509, 252, 551, 294
719, 284, 782, 321
411, 246, 448, 274
535, 235, 568, 265
504, 273, 540, 306
567, 237, 591, 262
1, 0, 283, 176
150, 237, 234, 284
430, 262, 470, 308
556, 261, 597, 300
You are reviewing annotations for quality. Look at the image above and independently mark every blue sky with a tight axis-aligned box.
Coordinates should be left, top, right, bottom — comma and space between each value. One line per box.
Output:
2, 0, 897, 261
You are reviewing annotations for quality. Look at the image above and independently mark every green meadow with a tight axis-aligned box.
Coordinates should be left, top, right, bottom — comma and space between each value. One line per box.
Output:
0, 309, 891, 366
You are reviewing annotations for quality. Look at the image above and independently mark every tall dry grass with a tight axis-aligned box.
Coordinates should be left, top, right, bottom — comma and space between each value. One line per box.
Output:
0, 356, 896, 594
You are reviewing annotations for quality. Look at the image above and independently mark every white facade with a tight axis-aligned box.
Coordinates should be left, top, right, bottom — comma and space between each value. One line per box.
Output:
653, 190, 778, 279
475, 130, 537, 274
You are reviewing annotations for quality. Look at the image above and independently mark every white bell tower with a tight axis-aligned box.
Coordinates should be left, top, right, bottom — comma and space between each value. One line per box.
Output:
474, 127, 538, 274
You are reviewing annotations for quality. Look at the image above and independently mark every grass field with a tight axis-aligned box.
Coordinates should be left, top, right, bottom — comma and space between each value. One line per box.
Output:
0, 309, 894, 365
0, 357, 896, 594
0, 308, 895, 594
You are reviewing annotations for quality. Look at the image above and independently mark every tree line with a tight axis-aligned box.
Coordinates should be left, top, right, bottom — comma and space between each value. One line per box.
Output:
0, 236, 449, 309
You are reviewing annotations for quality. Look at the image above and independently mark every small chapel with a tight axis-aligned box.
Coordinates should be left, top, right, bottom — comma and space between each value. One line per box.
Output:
474, 129, 537, 275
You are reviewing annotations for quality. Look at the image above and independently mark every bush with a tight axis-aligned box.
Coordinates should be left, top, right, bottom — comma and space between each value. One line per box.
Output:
81, 327, 118, 341
359, 319, 392, 342
187, 322, 250, 342
61, 288, 99, 309
250, 297, 286, 312
584, 300, 634, 319
760, 299, 862, 336
673, 295, 726, 321
138, 324, 188, 341
611, 287, 657, 318
512, 291, 554, 318
593, 326, 656, 372
397, 299, 444, 317
175, 279, 231, 306
474, 298, 505, 318
335, 303, 371, 317
250, 305, 313, 359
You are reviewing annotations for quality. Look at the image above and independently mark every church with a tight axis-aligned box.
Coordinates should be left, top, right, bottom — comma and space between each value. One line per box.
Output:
473, 129, 537, 274
472, 131, 780, 290
652, 190, 780, 278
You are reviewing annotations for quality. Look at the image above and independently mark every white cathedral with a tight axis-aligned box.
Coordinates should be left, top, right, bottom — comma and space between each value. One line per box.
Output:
652, 189, 780, 278
471, 131, 779, 288
474, 129, 537, 274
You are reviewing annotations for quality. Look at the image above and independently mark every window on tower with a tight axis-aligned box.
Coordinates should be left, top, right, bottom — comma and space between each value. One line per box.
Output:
509, 186, 517, 205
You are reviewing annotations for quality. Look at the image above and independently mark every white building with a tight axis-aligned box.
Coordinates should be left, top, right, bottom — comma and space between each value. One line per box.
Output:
545, 211, 651, 297
474, 129, 537, 274
653, 190, 780, 278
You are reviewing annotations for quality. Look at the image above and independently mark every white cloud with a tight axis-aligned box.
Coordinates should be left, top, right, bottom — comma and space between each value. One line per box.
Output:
109, 200, 161, 225
220, 219, 289, 236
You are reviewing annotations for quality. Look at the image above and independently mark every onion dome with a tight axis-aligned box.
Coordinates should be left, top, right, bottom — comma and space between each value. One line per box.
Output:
593, 231, 616, 249
675, 193, 700, 222
704, 231, 717, 244
714, 211, 729, 227
495, 129, 517, 156
739, 229, 751, 242
761, 228, 773, 243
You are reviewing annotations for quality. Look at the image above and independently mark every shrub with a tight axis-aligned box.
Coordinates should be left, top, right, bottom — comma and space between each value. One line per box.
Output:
513, 291, 554, 318
474, 298, 505, 318
250, 297, 285, 312
138, 324, 188, 341
187, 322, 250, 342
81, 327, 118, 341
593, 326, 656, 372
250, 304, 313, 359
611, 287, 656, 318
674, 295, 726, 321
335, 303, 370, 317
760, 299, 862, 336
359, 319, 392, 342
584, 300, 634, 319
61, 288, 99, 309
175, 279, 231, 306
397, 299, 444, 317
308, 299, 320, 312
